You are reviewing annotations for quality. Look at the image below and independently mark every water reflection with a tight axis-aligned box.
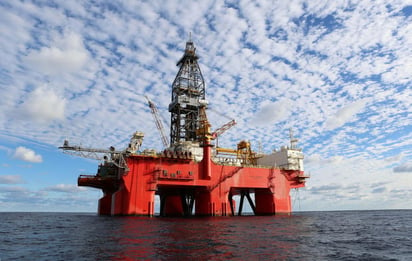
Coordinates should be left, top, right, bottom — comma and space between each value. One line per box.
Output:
2, 211, 409, 260
105, 215, 314, 260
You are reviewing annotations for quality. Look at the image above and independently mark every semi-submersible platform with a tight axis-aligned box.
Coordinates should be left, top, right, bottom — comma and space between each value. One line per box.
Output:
60, 39, 308, 217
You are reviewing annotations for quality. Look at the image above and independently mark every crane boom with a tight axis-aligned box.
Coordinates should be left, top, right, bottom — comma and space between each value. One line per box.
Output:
212, 119, 236, 139
207, 107, 236, 139
59, 140, 129, 171
146, 96, 169, 148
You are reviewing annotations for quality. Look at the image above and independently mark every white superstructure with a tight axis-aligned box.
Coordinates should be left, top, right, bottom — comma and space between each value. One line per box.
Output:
257, 146, 304, 171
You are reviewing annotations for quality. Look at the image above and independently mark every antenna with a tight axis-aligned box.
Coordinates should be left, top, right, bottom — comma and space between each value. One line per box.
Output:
258, 140, 263, 154
289, 128, 298, 149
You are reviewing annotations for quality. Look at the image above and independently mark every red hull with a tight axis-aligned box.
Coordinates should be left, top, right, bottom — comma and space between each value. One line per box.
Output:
79, 145, 307, 216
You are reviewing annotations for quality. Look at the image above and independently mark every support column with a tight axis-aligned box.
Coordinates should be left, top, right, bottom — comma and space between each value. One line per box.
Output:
274, 194, 291, 213
245, 191, 256, 215
195, 190, 212, 216
272, 173, 292, 213
228, 192, 234, 216
255, 188, 275, 215
202, 140, 212, 180
161, 194, 184, 216
98, 192, 113, 215
238, 190, 256, 216
180, 191, 195, 216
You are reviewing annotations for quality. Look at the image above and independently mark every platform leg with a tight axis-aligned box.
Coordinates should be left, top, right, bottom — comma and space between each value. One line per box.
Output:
245, 191, 256, 215
228, 192, 234, 216
238, 193, 245, 216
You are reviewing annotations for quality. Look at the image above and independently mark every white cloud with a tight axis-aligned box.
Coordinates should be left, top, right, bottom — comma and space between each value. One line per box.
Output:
0, 175, 24, 184
0, 185, 29, 193
251, 98, 293, 126
393, 162, 412, 173
324, 99, 369, 130
0, 144, 11, 153
25, 33, 89, 75
13, 146, 43, 163
43, 184, 86, 193
300, 153, 412, 211
384, 153, 404, 163
17, 86, 66, 123
0, 184, 98, 212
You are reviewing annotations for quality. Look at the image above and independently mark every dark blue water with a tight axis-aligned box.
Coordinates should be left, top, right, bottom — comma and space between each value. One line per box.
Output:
1, 210, 411, 260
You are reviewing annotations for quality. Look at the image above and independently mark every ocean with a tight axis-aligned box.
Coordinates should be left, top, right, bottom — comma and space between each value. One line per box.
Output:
1, 210, 411, 260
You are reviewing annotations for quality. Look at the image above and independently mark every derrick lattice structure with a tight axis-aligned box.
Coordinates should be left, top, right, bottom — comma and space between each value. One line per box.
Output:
169, 40, 205, 145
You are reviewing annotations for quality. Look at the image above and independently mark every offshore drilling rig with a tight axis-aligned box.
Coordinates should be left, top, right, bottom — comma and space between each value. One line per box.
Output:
60, 39, 308, 216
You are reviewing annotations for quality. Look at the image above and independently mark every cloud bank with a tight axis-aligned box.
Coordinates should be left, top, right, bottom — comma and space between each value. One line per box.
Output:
0, 175, 24, 184
26, 33, 89, 75
15, 86, 66, 124
393, 162, 412, 173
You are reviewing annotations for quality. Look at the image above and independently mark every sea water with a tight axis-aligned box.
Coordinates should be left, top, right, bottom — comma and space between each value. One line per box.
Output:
1, 210, 411, 260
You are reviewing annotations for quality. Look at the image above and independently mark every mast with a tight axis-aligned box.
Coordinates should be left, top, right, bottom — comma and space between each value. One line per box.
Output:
169, 38, 205, 145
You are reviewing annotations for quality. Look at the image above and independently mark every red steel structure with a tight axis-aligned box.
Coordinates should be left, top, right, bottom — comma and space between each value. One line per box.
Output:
61, 39, 308, 216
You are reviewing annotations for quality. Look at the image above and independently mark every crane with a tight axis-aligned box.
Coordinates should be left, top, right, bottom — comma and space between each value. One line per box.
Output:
206, 107, 236, 148
196, 102, 236, 143
59, 140, 129, 171
145, 96, 169, 148
211, 119, 236, 139
58, 132, 144, 172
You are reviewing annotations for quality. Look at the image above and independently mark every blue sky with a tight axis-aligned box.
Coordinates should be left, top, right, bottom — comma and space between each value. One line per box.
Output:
0, 0, 411, 212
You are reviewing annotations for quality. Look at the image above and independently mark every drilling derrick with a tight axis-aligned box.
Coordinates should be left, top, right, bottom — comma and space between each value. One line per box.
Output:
169, 39, 205, 145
